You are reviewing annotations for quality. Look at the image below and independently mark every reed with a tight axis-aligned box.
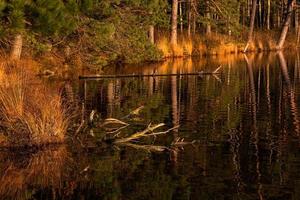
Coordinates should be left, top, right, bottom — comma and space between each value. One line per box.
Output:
0, 62, 69, 146
156, 31, 299, 58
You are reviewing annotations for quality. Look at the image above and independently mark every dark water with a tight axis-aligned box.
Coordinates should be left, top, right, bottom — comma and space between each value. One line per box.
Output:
2, 52, 300, 200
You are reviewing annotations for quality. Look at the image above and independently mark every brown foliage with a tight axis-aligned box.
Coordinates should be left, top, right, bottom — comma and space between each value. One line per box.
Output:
0, 61, 69, 146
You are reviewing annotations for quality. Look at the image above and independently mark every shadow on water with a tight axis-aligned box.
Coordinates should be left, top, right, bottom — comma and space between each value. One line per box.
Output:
3, 53, 300, 199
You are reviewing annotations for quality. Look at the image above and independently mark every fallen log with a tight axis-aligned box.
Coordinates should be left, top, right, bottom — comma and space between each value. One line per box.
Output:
79, 71, 222, 79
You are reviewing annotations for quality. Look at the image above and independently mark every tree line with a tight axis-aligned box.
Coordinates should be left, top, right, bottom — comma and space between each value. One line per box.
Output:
0, 0, 298, 63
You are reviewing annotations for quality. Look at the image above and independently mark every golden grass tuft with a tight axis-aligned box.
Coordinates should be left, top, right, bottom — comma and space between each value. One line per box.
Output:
172, 44, 184, 57
156, 32, 243, 58
157, 37, 172, 57
155, 31, 300, 57
182, 39, 193, 55
0, 62, 69, 146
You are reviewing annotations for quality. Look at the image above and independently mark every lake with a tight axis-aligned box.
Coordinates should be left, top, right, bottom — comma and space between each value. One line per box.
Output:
1, 52, 300, 200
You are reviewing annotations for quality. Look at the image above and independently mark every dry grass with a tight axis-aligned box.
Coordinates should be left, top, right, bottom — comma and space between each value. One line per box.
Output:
156, 36, 192, 58
157, 36, 172, 57
156, 32, 242, 58
156, 31, 298, 58
0, 61, 69, 146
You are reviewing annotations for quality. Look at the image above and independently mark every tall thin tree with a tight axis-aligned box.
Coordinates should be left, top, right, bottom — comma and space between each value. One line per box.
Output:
276, 0, 295, 50
243, 0, 257, 53
205, 0, 212, 35
171, 0, 178, 47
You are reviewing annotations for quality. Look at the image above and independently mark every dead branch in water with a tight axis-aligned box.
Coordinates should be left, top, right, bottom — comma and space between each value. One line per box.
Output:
76, 107, 192, 152
79, 71, 222, 80
101, 118, 129, 127
114, 124, 179, 144
117, 143, 169, 152
122, 106, 144, 119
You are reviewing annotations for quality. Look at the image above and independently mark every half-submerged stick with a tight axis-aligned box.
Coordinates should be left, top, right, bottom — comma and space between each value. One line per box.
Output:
79, 71, 222, 79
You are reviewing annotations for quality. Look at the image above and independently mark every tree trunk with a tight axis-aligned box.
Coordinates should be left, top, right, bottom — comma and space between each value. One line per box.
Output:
206, 0, 212, 35
276, 0, 295, 50
179, 1, 183, 33
297, 23, 300, 46
10, 34, 23, 60
243, 0, 257, 52
258, 0, 262, 28
248, 0, 251, 17
149, 25, 155, 44
193, 11, 196, 34
295, 8, 299, 34
171, 0, 178, 47
266, 0, 270, 30
277, 8, 281, 28
187, 0, 192, 37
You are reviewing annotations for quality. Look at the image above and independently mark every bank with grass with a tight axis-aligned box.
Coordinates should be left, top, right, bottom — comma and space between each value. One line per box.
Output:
0, 0, 299, 72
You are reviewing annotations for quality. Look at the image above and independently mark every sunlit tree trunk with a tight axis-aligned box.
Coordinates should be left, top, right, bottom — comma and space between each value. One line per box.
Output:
277, 8, 281, 28
247, 0, 250, 17
276, 0, 295, 50
205, 0, 212, 35
10, 34, 23, 60
258, 0, 262, 28
297, 24, 300, 46
244, 0, 257, 52
149, 25, 155, 44
193, 11, 196, 34
266, 0, 271, 30
295, 7, 299, 35
187, 0, 192, 37
179, 1, 183, 33
171, 0, 178, 47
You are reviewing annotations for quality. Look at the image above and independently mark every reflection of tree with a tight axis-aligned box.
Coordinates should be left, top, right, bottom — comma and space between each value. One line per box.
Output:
0, 146, 69, 200
71, 54, 300, 199
171, 64, 180, 131
244, 54, 263, 200
278, 52, 300, 135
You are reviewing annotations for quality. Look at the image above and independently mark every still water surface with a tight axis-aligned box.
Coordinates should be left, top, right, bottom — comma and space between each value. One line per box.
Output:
2, 52, 300, 199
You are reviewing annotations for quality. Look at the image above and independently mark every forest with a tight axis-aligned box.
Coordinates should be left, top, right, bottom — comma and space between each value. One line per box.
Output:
0, 0, 298, 67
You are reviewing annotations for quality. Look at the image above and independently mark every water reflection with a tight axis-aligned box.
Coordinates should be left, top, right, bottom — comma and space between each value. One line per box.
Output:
0, 147, 69, 200
2, 53, 300, 199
